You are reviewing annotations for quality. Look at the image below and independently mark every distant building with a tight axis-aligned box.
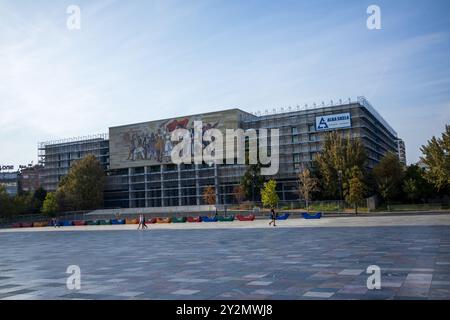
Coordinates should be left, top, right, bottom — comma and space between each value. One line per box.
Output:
38, 134, 109, 192
396, 138, 406, 165
0, 171, 19, 196
38, 96, 402, 208
19, 165, 45, 193
417, 159, 429, 171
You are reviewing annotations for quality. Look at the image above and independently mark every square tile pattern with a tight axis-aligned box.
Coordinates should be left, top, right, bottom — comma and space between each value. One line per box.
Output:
0, 225, 449, 299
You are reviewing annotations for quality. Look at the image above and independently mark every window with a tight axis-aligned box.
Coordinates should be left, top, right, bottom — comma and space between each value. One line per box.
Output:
291, 127, 299, 143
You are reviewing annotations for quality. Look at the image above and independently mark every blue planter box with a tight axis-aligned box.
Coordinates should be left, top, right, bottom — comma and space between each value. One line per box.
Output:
302, 212, 322, 219
201, 216, 218, 222
111, 219, 126, 225
275, 213, 290, 220
60, 220, 73, 226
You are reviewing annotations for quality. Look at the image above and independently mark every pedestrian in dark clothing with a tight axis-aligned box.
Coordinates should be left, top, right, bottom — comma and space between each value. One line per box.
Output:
269, 208, 277, 227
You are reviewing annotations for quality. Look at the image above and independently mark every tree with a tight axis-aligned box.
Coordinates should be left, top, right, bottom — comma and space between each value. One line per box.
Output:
373, 153, 404, 207
315, 131, 367, 199
240, 163, 265, 202
402, 164, 433, 202
261, 179, 279, 209
203, 186, 216, 205
55, 154, 105, 211
42, 192, 58, 217
233, 185, 246, 204
0, 185, 13, 218
298, 166, 318, 212
420, 125, 450, 194
402, 178, 418, 203
344, 166, 366, 214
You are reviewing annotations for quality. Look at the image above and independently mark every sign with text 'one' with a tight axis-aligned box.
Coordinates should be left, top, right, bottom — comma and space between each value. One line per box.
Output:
315, 112, 351, 131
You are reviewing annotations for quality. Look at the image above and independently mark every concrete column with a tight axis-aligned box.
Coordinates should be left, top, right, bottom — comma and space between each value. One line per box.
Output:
128, 167, 132, 208
178, 164, 182, 206
214, 163, 219, 205
160, 164, 164, 207
195, 164, 200, 205
144, 166, 149, 208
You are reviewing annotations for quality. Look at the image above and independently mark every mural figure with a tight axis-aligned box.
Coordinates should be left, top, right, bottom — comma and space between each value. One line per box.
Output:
122, 117, 221, 163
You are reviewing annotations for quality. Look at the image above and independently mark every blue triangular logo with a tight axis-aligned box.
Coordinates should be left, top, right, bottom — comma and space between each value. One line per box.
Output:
318, 117, 328, 129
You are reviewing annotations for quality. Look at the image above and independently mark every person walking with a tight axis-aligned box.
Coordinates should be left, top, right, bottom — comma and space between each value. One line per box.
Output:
138, 214, 148, 230
269, 208, 277, 227
137, 214, 143, 230
141, 214, 148, 230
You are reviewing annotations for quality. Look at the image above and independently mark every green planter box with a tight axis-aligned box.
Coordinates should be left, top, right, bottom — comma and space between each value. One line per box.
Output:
172, 217, 187, 223
217, 216, 235, 222
98, 219, 111, 225
86, 220, 99, 225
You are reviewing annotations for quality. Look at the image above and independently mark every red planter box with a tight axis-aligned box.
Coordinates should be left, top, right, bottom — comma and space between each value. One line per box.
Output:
147, 218, 157, 224
186, 216, 202, 223
73, 220, 86, 226
21, 222, 33, 228
236, 214, 255, 221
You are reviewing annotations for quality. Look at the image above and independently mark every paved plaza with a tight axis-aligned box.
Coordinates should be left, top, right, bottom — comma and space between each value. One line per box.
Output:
0, 214, 450, 300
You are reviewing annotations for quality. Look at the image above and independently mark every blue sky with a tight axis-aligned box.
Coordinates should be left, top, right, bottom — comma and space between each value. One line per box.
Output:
0, 0, 449, 167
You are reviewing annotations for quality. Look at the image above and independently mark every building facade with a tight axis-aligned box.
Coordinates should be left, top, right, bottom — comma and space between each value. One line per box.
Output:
396, 139, 407, 165
18, 165, 45, 193
38, 134, 109, 191
0, 172, 19, 196
38, 97, 401, 208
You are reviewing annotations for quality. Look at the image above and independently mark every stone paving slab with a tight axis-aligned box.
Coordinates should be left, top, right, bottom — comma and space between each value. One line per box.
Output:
0, 219, 449, 300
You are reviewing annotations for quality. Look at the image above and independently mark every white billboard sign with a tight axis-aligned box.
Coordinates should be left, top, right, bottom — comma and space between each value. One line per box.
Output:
315, 112, 351, 131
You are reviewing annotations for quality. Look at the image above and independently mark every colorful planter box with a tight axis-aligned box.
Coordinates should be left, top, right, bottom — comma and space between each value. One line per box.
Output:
201, 216, 218, 222
186, 216, 202, 223
86, 220, 99, 225
236, 214, 255, 221
33, 221, 48, 227
11, 222, 22, 228
98, 219, 111, 225
275, 213, 290, 220
172, 217, 187, 223
21, 222, 33, 228
111, 219, 126, 225
126, 218, 139, 224
73, 220, 86, 226
156, 217, 171, 223
60, 220, 73, 226
302, 212, 322, 219
217, 216, 234, 222
147, 218, 157, 224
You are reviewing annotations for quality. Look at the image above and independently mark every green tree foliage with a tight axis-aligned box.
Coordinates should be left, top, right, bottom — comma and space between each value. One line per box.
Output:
240, 163, 265, 202
402, 164, 433, 202
55, 154, 105, 211
0, 186, 43, 218
420, 125, 450, 194
41, 192, 58, 217
315, 131, 367, 199
344, 166, 366, 214
373, 153, 404, 205
0, 185, 13, 218
298, 166, 318, 212
261, 179, 279, 209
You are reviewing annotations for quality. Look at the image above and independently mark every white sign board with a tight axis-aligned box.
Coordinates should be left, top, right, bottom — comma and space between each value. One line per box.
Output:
315, 113, 351, 131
